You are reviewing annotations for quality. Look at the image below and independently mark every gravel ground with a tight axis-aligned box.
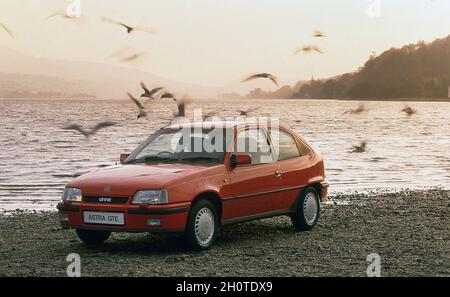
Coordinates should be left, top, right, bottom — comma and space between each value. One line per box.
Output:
0, 189, 448, 277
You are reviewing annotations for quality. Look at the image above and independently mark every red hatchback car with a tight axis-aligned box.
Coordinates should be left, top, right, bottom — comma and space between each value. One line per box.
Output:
57, 121, 328, 250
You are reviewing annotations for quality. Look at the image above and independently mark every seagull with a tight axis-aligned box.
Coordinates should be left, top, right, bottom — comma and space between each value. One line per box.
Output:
242, 73, 278, 86
313, 30, 326, 38
160, 92, 176, 100
0, 21, 14, 38
109, 47, 146, 63
343, 104, 367, 115
238, 107, 260, 116
45, 10, 85, 24
120, 52, 146, 63
47, 10, 76, 20
294, 45, 324, 55
63, 122, 117, 138
102, 17, 155, 34
401, 106, 416, 117
140, 82, 164, 101
351, 141, 368, 153
128, 92, 147, 119
202, 111, 217, 121
174, 98, 188, 118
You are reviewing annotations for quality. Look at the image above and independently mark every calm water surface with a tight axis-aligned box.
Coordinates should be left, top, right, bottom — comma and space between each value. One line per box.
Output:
0, 99, 449, 210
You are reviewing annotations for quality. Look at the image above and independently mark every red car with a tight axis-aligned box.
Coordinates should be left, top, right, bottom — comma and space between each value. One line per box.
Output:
57, 121, 328, 250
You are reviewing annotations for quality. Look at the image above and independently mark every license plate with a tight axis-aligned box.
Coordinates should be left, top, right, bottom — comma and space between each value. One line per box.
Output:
83, 211, 125, 226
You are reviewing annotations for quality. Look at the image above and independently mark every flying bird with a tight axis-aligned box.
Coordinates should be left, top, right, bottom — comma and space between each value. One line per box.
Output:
242, 73, 278, 86
120, 52, 146, 63
238, 107, 260, 116
63, 122, 117, 138
401, 106, 416, 117
202, 111, 217, 121
0, 21, 14, 38
47, 10, 76, 20
109, 46, 146, 63
174, 98, 189, 118
140, 82, 164, 100
313, 30, 326, 38
128, 92, 147, 119
351, 141, 368, 153
343, 104, 367, 115
294, 45, 324, 55
160, 92, 176, 101
102, 17, 155, 35
45, 10, 85, 24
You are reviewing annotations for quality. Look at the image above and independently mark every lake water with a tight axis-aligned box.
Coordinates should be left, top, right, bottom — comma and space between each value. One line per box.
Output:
0, 99, 449, 210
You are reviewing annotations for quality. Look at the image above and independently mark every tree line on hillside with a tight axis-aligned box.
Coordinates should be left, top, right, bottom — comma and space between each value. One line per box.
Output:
246, 35, 450, 100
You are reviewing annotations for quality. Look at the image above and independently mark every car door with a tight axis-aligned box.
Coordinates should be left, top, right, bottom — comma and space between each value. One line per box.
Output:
269, 128, 312, 211
222, 127, 283, 221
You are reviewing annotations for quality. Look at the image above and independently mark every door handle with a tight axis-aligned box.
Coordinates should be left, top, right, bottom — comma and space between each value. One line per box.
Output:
275, 169, 282, 177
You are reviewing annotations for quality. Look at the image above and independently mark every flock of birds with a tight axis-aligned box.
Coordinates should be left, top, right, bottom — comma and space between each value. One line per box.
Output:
53, 22, 329, 139
0, 9, 419, 154
343, 103, 417, 152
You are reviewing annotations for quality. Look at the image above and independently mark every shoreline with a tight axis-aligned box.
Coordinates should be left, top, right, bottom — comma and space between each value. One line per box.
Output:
1, 97, 450, 102
1, 187, 448, 214
0, 189, 448, 277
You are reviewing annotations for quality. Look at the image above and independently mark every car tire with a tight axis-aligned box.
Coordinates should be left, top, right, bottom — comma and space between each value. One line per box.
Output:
291, 187, 320, 231
76, 229, 111, 245
185, 199, 218, 251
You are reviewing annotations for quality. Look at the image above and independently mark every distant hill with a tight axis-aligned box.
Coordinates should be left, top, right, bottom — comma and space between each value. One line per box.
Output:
0, 47, 220, 99
0, 72, 97, 99
248, 35, 450, 100
0, 47, 280, 100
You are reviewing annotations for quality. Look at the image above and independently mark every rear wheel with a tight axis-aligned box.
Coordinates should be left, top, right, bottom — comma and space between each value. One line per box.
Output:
185, 199, 218, 250
76, 229, 111, 245
291, 187, 320, 231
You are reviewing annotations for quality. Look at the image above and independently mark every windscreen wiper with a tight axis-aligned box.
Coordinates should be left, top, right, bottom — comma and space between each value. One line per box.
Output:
179, 156, 221, 163
127, 156, 177, 164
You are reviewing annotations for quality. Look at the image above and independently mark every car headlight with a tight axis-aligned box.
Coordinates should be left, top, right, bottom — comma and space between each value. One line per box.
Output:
132, 190, 168, 205
62, 187, 82, 202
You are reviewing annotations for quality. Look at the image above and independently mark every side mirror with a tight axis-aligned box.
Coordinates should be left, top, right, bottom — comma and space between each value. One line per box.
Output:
230, 153, 252, 167
120, 153, 130, 164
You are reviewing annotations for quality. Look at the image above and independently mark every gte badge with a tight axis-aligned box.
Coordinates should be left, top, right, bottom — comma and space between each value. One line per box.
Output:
99, 197, 113, 203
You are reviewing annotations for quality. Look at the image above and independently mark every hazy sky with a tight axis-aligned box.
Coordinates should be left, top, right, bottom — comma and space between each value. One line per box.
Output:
0, 0, 449, 88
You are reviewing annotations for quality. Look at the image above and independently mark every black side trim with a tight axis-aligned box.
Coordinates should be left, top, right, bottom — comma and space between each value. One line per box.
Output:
223, 185, 305, 202
128, 206, 189, 215
222, 209, 295, 226
56, 204, 79, 212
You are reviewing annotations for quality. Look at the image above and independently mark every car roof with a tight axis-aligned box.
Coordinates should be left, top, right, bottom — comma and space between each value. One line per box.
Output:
167, 120, 288, 130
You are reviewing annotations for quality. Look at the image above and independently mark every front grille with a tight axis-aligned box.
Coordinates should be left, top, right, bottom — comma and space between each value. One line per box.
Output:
83, 196, 129, 204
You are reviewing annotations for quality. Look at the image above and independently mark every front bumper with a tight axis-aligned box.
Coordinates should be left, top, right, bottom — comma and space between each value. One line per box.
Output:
57, 201, 190, 233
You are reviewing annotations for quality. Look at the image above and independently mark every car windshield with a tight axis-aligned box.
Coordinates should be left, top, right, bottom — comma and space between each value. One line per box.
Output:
128, 128, 234, 164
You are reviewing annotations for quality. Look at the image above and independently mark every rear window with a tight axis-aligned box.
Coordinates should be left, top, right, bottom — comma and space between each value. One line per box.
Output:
295, 138, 311, 156
270, 129, 301, 161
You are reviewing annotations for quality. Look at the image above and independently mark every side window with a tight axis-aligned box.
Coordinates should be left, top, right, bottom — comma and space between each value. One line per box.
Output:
270, 129, 301, 161
236, 129, 274, 165
296, 139, 311, 156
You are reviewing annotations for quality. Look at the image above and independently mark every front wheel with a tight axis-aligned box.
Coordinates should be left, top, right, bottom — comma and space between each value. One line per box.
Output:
76, 229, 111, 245
185, 200, 218, 250
291, 187, 320, 231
